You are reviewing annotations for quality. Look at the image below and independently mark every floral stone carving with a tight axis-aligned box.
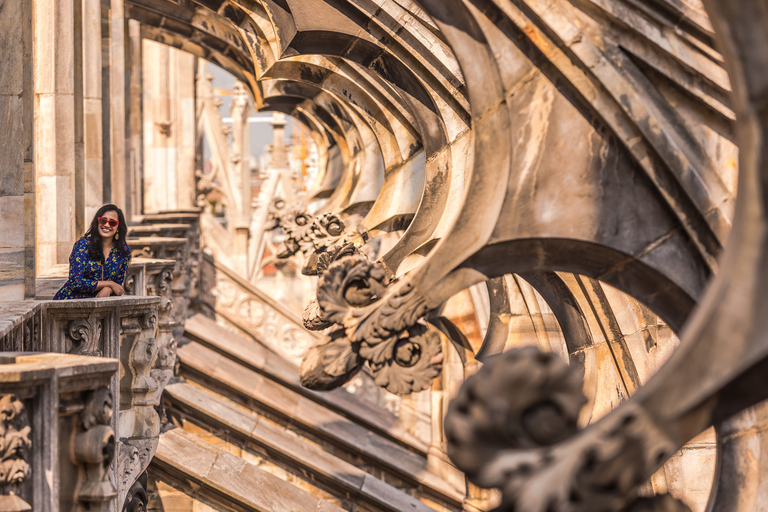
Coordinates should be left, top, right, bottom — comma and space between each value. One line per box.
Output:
300, 254, 443, 395
269, 205, 365, 276
0, 394, 31, 511
444, 347, 690, 512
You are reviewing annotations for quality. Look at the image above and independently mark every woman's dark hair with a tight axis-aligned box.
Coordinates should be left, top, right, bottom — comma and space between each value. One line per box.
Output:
83, 204, 130, 262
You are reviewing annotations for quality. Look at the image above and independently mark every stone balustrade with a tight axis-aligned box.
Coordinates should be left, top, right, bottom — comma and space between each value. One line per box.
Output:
0, 295, 164, 511
194, 251, 216, 317
0, 352, 119, 512
0, 211, 205, 511
211, 259, 319, 366
139, 211, 203, 315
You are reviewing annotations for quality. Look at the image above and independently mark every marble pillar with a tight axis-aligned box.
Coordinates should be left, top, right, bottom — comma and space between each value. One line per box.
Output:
34, 0, 77, 272
126, 20, 142, 221
142, 41, 197, 214
108, 0, 126, 209
82, 0, 103, 228
0, 0, 33, 300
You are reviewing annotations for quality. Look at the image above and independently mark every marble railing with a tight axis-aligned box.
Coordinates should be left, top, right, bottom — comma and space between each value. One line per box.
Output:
0, 296, 164, 511
0, 211, 206, 511
0, 351, 119, 512
211, 259, 319, 366
195, 251, 216, 317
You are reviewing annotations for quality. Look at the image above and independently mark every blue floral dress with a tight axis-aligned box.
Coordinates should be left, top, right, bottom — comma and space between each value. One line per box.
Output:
53, 238, 132, 300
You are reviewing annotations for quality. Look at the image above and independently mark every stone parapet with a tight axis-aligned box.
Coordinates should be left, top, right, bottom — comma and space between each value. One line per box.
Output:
0, 296, 165, 511
0, 352, 118, 512
211, 259, 319, 366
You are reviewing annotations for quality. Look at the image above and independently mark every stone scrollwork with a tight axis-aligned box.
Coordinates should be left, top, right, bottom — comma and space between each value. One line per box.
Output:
300, 329, 365, 391
0, 394, 31, 511
315, 253, 390, 326
73, 387, 117, 510
300, 254, 442, 395
123, 473, 148, 512
212, 263, 318, 365
67, 312, 104, 357
444, 348, 690, 512
120, 311, 160, 408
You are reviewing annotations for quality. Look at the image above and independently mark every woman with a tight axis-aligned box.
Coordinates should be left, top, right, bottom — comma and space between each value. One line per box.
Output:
54, 204, 132, 300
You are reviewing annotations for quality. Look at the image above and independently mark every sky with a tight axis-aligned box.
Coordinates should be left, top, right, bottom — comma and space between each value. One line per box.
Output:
207, 63, 293, 164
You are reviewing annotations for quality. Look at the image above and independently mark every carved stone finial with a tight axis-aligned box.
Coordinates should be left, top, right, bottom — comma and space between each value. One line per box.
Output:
74, 387, 117, 510
0, 394, 31, 511
444, 347, 686, 512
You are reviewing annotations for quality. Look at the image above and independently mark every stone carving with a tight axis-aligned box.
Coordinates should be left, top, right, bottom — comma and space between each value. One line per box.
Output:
121, 311, 160, 408
300, 330, 365, 391
117, 442, 154, 511
0, 394, 31, 512
155, 121, 172, 136
146, 269, 172, 298
265, 197, 308, 232
73, 387, 117, 511
444, 347, 689, 512
124, 274, 136, 296
269, 204, 366, 276
123, 473, 148, 512
213, 265, 317, 364
0, 306, 42, 353
67, 312, 104, 357
300, 254, 442, 395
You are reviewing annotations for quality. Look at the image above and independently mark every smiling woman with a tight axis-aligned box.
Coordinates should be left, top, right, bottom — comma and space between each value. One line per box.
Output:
53, 204, 132, 300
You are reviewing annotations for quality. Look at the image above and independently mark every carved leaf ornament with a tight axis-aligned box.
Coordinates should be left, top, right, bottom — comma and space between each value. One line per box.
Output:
300, 254, 443, 395
444, 348, 690, 512
272, 209, 362, 276
0, 395, 31, 491
67, 313, 104, 357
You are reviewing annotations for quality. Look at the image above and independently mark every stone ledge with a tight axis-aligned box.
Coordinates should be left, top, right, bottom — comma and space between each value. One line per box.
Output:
184, 313, 430, 455
177, 340, 465, 506
165, 382, 439, 512
152, 428, 347, 512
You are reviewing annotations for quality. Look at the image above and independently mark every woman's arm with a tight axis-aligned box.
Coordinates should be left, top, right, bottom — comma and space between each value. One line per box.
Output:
68, 239, 100, 294
106, 247, 131, 296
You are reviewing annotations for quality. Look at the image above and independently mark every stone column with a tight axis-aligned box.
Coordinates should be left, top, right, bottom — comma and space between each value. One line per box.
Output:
35, 0, 77, 271
106, 0, 126, 208
126, 19, 142, 220
230, 83, 251, 275
82, 0, 103, 226
142, 41, 197, 214
0, 0, 34, 299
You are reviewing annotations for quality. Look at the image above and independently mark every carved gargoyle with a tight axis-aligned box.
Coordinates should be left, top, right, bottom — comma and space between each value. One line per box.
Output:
0, 394, 31, 511
299, 254, 443, 395
444, 347, 691, 512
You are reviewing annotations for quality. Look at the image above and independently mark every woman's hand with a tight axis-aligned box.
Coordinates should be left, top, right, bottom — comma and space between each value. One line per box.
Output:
109, 281, 125, 296
96, 287, 113, 298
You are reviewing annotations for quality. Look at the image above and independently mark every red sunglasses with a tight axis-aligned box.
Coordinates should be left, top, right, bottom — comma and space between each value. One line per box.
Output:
97, 217, 119, 228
